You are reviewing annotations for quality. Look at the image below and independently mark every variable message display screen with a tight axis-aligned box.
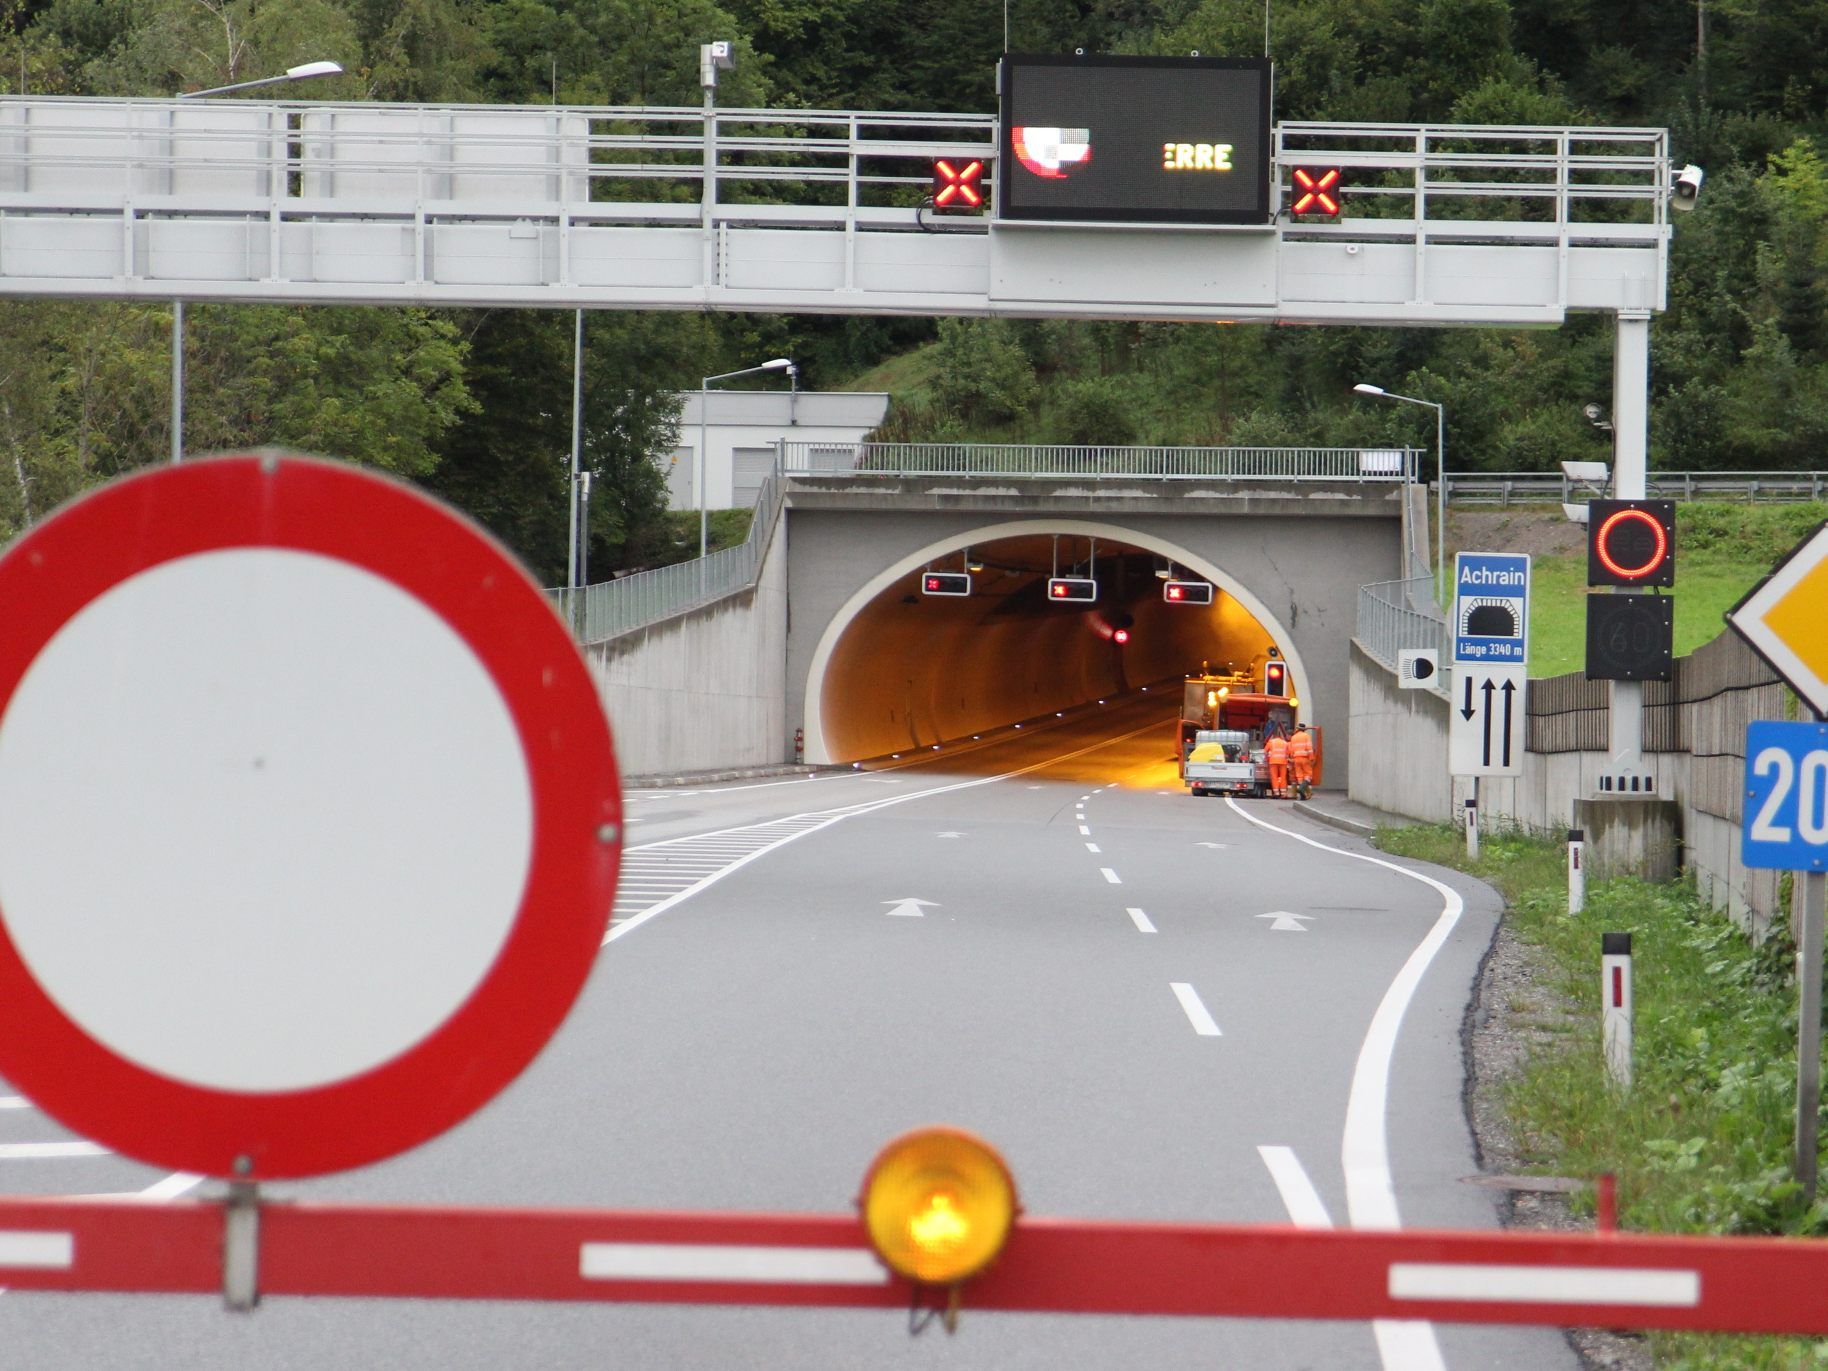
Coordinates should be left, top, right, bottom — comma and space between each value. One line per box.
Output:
997, 54, 1271, 225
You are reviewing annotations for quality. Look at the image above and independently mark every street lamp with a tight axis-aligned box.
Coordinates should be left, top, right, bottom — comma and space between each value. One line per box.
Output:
698, 358, 794, 557
1354, 382, 1446, 596
169, 60, 344, 462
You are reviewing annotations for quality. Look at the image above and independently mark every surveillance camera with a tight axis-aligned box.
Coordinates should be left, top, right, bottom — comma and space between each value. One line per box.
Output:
1671, 163, 1704, 212
1582, 403, 1605, 423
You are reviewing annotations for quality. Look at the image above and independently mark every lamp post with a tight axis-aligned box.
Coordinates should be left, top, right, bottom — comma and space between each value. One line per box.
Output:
1354, 382, 1446, 598
698, 358, 793, 557
169, 61, 344, 463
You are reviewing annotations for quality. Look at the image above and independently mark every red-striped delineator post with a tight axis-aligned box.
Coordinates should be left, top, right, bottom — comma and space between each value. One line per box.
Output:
1602, 932, 1633, 1092
1568, 828, 1586, 915
14, 1195, 1828, 1334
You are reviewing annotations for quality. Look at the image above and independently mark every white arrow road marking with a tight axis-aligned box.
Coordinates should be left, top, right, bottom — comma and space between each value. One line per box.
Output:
1256, 911, 1313, 932
1170, 983, 1222, 1036
1126, 907, 1157, 933
1258, 1146, 1333, 1228
882, 898, 937, 917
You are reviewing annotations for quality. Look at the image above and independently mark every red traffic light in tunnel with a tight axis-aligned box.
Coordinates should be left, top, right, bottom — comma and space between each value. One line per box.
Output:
1048, 577, 1098, 603
1290, 167, 1341, 217
922, 571, 972, 597
1263, 660, 1288, 696
932, 158, 984, 212
1112, 628, 1130, 645
1588, 499, 1676, 587
1163, 579, 1214, 605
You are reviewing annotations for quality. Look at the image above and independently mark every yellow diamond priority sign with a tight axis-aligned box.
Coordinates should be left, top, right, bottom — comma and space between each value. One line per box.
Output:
1727, 520, 1828, 717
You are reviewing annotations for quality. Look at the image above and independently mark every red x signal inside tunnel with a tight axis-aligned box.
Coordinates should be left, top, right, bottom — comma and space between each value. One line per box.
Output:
807, 531, 1289, 765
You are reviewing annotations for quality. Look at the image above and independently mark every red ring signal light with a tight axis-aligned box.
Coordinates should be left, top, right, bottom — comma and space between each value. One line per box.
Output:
1112, 628, 1130, 645
1290, 167, 1341, 217
1587, 499, 1676, 588
932, 159, 985, 213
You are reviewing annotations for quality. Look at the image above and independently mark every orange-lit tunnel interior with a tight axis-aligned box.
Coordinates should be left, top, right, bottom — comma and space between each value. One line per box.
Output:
817, 534, 1279, 761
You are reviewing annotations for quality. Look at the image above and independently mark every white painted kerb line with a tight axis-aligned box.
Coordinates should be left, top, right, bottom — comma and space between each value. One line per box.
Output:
0, 1231, 73, 1270
580, 1243, 888, 1285
1170, 982, 1222, 1036
1389, 1263, 1700, 1308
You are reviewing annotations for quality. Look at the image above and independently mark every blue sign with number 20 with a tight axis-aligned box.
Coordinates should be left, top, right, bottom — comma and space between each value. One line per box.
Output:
1744, 721, 1828, 871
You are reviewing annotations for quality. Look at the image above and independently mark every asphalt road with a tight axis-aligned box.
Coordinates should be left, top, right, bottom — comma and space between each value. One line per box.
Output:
0, 691, 1578, 1369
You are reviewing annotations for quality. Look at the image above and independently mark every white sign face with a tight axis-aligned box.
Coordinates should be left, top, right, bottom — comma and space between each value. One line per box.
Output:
1397, 648, 1440, 690
1449, 664, 1527, 776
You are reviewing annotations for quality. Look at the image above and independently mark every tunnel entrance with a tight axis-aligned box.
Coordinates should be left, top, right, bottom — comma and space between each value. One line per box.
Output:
806, 525, 1302, 763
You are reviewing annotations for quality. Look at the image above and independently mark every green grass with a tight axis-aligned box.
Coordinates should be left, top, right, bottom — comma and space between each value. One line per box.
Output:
1377, 824, 1828, 1368
1472, 502, 1828, 678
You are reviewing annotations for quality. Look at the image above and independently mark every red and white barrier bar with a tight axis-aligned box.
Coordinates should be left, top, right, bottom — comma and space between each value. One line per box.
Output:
8, 1195, 1828, 1335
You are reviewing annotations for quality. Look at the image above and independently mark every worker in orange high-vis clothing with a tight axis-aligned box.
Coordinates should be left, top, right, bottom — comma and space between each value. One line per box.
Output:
1288, 722, 1315, 801
1264, 725, 1290, 798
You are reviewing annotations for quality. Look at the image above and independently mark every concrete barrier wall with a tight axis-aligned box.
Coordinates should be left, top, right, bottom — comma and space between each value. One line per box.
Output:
1348, 631, 1790, 935
584, 524, 788, 777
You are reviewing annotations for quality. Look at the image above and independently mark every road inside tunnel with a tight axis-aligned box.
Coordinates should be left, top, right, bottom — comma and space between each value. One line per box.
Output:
816, 533, 1281, 762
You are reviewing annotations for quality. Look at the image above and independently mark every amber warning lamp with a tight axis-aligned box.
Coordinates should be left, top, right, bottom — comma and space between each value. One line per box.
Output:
860, 1126, 1019, 1331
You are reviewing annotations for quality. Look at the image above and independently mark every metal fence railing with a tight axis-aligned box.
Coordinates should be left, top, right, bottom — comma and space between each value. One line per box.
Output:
1446, 470, 1828, 505
554, 464, 787, 645
781, 442, 1420, 482
1357, 575, 1449, 695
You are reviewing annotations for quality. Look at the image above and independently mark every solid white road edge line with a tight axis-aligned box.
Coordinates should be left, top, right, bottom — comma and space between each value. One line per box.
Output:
1226, 798, 1454, 1371
1389, 1262, 1700, 1307
607, 721, 1164, 947
1170, 982, 1222, 1036
580, 1242, 888, 1285
1257, 1145, 1333, 1229
1126, 907, 1157, 933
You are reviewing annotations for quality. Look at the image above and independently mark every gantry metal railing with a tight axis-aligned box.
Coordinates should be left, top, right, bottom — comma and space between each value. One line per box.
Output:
1446, 469, 1828, 505
778, 441, 1421, 482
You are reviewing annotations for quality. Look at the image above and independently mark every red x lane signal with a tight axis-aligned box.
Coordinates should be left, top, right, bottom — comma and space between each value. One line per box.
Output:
1291, 167, 1342, 217
933, 158, 985, 212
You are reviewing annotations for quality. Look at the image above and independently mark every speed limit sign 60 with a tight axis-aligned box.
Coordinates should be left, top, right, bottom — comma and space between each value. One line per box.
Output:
1744, 721, 1828, 871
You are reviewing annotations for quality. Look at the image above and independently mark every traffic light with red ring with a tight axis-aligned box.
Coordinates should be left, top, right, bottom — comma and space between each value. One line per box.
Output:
1587, 499, 1676, 588
1264, 660, 1287, 696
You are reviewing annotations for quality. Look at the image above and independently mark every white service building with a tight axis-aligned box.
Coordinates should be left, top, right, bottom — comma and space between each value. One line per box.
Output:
668, 390, 891, 511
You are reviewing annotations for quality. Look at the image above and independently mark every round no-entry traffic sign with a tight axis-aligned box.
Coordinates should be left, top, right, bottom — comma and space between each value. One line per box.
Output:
0, 455, 621, 1179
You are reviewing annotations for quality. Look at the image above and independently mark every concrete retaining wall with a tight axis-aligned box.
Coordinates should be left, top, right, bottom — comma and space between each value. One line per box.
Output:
585, 523, 789, 777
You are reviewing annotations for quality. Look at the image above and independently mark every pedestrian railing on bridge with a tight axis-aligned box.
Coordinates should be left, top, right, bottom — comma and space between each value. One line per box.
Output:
1446, 469, 1828, 506
779, 441, 1421, 482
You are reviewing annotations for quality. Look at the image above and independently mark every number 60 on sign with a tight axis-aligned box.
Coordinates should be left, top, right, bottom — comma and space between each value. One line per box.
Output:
1744, 721, 1828, 871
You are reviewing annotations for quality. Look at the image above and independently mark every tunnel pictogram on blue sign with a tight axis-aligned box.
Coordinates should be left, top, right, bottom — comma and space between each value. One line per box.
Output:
1452, 553, 1531, 666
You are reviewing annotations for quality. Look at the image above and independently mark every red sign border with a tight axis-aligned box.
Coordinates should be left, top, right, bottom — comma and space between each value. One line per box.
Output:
0, 455, 622, 1180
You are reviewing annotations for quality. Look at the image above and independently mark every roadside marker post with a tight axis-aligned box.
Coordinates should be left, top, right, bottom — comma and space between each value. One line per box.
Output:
1568, 829, 1586, 915
1464, 795, 1480, 860
1601, 933, 1632, 1092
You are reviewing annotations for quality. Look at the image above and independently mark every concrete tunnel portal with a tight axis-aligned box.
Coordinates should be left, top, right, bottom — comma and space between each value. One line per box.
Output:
803, 522, 1309, 765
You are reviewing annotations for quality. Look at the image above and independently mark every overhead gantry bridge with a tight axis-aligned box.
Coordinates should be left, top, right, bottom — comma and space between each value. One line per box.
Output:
0, 98, 1668, 325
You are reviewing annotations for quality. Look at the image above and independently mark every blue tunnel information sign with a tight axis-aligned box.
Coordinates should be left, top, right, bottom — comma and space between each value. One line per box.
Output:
1452, 553, 1531, 666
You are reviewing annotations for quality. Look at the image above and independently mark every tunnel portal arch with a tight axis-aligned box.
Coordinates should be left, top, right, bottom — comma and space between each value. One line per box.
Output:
801, 518, 1313, 764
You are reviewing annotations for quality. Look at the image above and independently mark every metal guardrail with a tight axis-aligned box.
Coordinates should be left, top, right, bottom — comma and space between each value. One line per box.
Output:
1357, 576, 1449, 696
1446, 470, 1828, 505
781, 442, 1421, 482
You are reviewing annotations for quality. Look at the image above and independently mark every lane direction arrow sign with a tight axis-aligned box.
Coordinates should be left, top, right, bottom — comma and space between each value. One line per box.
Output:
1727, 520, 1828, 717
1255, 911, 1313, 932
0, 456, 622, 1181
882, 898, 938, 917
1449, 664, 1526, 777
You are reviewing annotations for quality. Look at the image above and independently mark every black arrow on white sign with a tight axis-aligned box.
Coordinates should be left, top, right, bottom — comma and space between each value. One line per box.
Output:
1500, 677, 1518, 767
1481, 677, 1498, 766
1461, 676, 1476, 721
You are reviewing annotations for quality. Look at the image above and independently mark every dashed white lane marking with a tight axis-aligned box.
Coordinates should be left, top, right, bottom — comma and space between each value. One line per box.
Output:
608, 721, 1164, 945
1258, 1146, 1333, 1228
1225, 798, 1453, 1371
1170, 983, 1222, 1036
1078, 824, 1091, 835
580, 1242, 888, 1286
1085, 843, 1101, 853
1100, 867, 1121, 884
0, 1142, 107, 1160
1389, 1263, 1700, 1308
1125, 907, 1157, 933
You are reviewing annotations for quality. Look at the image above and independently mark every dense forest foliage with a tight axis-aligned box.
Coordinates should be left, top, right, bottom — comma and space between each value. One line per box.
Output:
0, 0, 1824, 581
